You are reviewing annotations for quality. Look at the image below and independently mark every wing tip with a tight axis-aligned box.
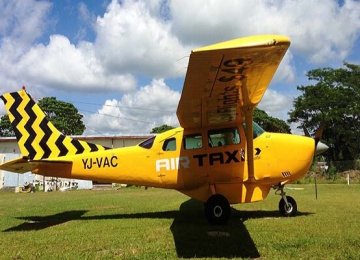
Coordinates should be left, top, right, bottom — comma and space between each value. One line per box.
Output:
193, 34, 290, 53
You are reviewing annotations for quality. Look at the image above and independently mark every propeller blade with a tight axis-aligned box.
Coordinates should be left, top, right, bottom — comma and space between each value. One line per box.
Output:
303, 126, 311, 137
314, 123, 325, 145
314, 175, 318, 200
312, 122, 328, 155
312, 123, 327, 200
303, 123, 327, 199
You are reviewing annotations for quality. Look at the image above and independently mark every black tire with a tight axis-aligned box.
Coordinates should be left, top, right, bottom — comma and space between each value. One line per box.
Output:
204, 194, 230, 225
279, 196, 297, 217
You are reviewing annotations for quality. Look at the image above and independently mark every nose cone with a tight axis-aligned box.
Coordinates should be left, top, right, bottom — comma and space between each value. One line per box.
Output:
316, 141, 329, 155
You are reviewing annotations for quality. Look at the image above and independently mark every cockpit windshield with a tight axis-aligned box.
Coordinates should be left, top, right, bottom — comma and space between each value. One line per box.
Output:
139, 136, 155, 149
253, 121, 265, 138
243, 121, 265, 139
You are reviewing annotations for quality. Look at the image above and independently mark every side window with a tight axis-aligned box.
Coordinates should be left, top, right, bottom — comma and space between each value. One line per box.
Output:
184, 134, 202, 150
162, 138, 176, 151
208, 128, 240, 148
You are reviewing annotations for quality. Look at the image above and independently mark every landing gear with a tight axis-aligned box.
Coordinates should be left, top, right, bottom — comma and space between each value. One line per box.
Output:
275, 184, 298, 217
204, 194, 230, 225
279, 196, 297, 216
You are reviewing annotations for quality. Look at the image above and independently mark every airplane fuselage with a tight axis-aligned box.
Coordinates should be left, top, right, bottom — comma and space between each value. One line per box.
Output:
36, 125, 314, 204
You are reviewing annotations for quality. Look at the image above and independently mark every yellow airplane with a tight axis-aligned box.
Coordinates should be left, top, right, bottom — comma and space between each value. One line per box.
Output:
0, 35, 327, 225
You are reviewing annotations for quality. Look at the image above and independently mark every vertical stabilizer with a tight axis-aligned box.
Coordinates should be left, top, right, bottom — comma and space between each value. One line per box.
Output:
0, 89, 108, 160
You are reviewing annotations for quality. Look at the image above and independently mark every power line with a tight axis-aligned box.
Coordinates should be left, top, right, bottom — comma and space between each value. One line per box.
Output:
64, 99, 176, 113
79, 109, 154, 124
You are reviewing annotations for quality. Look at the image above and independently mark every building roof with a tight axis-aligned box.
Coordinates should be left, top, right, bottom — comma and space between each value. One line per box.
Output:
0, 135, 153, 142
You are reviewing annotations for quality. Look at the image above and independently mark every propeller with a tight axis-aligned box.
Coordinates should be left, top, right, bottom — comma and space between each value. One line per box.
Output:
303, 123, 329, 200
303, 123, 329, 155
314, 123, 329, 155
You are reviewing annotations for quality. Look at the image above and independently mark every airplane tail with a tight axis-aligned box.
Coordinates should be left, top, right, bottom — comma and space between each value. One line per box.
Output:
0, 88, 108, 160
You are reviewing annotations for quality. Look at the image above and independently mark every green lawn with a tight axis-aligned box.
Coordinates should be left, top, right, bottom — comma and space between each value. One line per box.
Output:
1, 185, 359, 259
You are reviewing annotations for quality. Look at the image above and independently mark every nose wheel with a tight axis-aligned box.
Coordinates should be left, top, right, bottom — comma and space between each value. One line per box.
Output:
204, 194, 230, 225
275, 184, 298, 216
279, 195, 297, 216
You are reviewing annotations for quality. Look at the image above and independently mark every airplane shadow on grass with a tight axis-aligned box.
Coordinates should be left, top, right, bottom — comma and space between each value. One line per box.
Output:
3, 199, 312, 259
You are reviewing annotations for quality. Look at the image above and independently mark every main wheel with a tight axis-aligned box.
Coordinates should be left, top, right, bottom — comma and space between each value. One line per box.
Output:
279, 196, 297, 216
204, 194, 230, 225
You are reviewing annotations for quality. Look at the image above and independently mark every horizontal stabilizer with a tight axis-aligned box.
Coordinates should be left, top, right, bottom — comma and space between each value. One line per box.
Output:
0, 157, 73, 177
0, 157, 35, 173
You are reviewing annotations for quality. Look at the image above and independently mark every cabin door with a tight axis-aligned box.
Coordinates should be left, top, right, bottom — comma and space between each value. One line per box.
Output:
156, 133, 183, 188
206, 126, 246, 182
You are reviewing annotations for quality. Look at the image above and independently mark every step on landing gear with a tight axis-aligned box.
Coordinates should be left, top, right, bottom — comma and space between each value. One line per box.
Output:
274, 184, 297, 217
204, 194, 230, 225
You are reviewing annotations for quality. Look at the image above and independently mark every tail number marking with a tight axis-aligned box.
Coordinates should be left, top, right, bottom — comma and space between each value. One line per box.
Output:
82, 156, 118, 170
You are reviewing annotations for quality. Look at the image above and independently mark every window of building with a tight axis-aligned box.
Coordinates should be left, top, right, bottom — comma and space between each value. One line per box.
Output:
208, 128, 240, 148
183, 134, 202, 150
162, 138, 176, 151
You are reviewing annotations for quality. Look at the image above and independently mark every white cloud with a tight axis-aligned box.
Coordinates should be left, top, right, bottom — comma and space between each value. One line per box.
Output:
84, 79, 294, 135
0, 0, 189, 94
78, 2, 94, 23
75, 2, 96, 41
273, 51, 296, 83
2, 0, 359, 96
0, 0, 52, 93
169, 0, 360, 64
85, 79, 180, 135
258, 89, 293, 121
94, 0, 189, 78
15, 35, 136, 91
0, 0, 51, 48
290, 122, 305, 135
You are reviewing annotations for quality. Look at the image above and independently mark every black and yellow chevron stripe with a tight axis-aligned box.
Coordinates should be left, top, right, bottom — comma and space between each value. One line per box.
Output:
0, 89, 109, 160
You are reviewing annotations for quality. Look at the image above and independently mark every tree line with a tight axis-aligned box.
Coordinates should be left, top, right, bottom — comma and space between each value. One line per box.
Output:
288, 63, 360, 169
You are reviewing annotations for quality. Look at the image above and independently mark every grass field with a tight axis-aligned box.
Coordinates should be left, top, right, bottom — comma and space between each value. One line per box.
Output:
1, 184, 359, 259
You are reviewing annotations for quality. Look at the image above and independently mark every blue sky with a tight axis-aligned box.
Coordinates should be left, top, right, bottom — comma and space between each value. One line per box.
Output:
0, 0, 359, 135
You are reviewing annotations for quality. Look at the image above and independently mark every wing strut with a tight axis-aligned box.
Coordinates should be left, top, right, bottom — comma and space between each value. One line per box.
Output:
240, 73, 255, 182
244, 108, 255, 182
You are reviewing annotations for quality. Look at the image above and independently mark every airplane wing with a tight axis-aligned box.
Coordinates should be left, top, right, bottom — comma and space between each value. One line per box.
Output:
177, 35, 290, 129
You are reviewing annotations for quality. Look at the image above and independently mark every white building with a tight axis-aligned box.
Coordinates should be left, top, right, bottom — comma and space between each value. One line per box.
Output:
0, 135, 150, 189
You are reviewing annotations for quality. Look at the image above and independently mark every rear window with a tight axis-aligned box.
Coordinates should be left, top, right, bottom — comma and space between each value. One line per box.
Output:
162, 138, 176, 151
208, 128, 240, 147
183, 134, 202, 150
